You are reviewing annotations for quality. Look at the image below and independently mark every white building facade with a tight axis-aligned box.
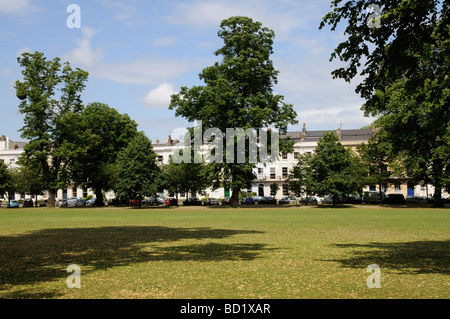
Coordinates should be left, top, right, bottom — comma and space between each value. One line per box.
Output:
1, 124, 447, 203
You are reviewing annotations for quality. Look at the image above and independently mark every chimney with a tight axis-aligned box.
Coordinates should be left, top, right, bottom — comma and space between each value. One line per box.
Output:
336, 128, 342, 140
167, 135, 173, 146
156, 139, 159, 144
300, 123, 306, 141
6, 137, 10, 149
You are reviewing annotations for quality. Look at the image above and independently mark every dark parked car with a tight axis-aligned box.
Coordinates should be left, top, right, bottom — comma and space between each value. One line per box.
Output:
143, 197, 164, 206
23, 198, 34, 207
221, 197, 231, 205
278, 197, 296, 205
165, 198, 178, 206
39, 199, 48, 207
406, 196, 427, 204
108, 198, 128, 206
301, 196, 318, 205
252, 196, 263, 204
385, 194, 406, 204
203, 198, 220, 206
183, 198, 202, 206
258, 197, 277, 205
57, 199, 68, 207
241, 197, 255, 205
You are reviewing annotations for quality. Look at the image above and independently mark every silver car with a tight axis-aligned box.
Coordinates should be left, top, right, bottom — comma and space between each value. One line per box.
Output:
66, 197, 86, 207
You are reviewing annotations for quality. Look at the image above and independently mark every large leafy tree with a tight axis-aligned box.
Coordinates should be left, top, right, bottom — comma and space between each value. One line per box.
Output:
320, 0, 449, 206
160, 155, 211, 201
115, 132, 160, 207
15, 51, 89, 207
65, 102, 138, 206
287, 152, 314, 197
170, 16, 298, 207
309, 132, 362, 205
357, 130, 393, 203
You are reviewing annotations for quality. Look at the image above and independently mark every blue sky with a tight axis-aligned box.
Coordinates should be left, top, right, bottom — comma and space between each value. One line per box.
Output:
0, 0, 373, 142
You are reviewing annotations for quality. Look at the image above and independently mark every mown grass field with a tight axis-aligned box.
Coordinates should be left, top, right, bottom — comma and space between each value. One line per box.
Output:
0, 205, 448, 299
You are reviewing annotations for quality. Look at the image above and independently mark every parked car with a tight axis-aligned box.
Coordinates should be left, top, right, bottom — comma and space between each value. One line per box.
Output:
252, 196, 263, 204
7, 200, 19, 208
343, 195, 363, 204
57, 199, 68, 207
130, 199, 141, 206
321, 196, 333, 204
241, 197, 256, 205
39, 199, 48, 207
86, 197, 97, 206
183, 198, 202, 206
258, 197, 277, 205
203, 198, 220, 206
67, 197, 86, 207
165, 198, 178, 206
143, 197, 164, 206
278, 197, 297, 205
385, 194, 406, 204
108, 198, 128, 206
221, 197, 232, 205
301, 196, 318, 205
22, 198, 34, 207
406, 196, 427, 204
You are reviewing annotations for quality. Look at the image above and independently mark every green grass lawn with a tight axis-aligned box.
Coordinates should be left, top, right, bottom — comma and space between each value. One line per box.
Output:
0, 205, 448, 299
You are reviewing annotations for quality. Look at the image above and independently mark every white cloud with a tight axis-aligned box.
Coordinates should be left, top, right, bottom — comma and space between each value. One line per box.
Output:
62, 26, 209, 86
164, 0, 317, 36
142, 83, 177, 108
63, 27, 103, 67
275, 56, 372, 130
102, 0, 137, 21
0, 0, 40, 15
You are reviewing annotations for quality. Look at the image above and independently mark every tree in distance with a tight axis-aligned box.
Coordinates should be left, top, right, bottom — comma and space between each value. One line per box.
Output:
115, 132, 160, 207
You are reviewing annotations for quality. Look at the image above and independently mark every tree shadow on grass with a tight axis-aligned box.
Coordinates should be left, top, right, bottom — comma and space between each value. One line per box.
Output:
0, 226, 268, 297
325, 240, 450, 275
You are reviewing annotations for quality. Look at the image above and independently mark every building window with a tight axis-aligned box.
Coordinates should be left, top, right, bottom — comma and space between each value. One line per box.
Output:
369, 184, 376, 192
258, 168, 263, 174
294, 152, 300, 159
282, 167, 288, 178
282, 184, 289, 196
282, 153, 288, 160
394, 182, 401, 191
258, 184, 264, 197
157, 155, 163, 162
270, 167, 276, 179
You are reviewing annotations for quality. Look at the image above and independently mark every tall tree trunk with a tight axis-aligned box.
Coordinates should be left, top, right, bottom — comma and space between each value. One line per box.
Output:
433, 183, 444, 208
231, 186, 240, 208
48, 190, 57, 207
94, 188, 104, 206
378, 182, 384, 204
